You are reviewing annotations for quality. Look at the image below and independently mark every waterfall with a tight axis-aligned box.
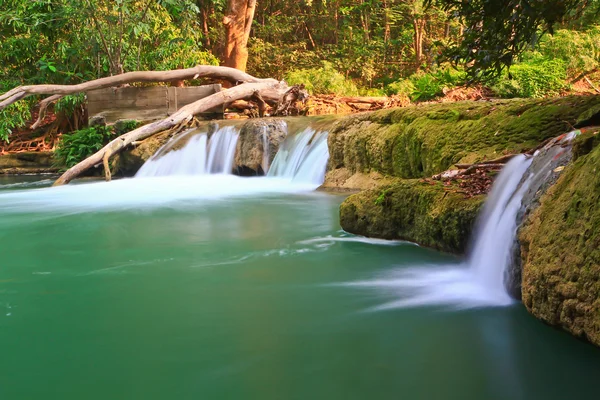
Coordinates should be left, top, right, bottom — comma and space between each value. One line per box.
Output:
136, 123, 330, 185
135, 126, 239, 177
346, 155, 535, 309
267, 128, 329, 184
261, 126, 270, 174
467, 155, 532, 299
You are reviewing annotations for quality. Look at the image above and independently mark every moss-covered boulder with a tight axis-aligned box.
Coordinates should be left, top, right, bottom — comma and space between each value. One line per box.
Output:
327, 96, 600, 188
340, 179, 484, 253
519, 131, 600, 346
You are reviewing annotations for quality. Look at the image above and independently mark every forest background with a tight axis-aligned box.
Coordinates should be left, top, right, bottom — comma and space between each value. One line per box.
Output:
1, 0, 600, 146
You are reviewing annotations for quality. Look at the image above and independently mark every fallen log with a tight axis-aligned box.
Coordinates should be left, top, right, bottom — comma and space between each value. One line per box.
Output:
432, 163, 505, 181
53, 80, 288, 186
0, 65, 274, 128
454, 154, 517, 169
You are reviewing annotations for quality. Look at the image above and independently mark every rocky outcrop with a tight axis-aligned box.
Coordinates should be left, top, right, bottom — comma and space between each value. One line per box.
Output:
115, 130, 174, 176
0, 152, 57, 174
519, 129, 600, 346
334, 96, 600, 252
234, 119, 286, 175
507, 133, 579, 299
327, 96, 600, 190
115, 118, 297, 176
340, 179, 484, 253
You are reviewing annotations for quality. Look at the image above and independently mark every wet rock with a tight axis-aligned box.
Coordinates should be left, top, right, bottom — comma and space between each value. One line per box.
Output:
0, 151, 57, 174
340, 179, 484, 253
508, 135, 576, 299
234, 119, 287, 175
326, 96, 600, 189
519, 133, 600, 347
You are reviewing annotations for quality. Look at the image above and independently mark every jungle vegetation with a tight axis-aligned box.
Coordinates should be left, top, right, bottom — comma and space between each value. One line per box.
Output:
1, 0, 600, 142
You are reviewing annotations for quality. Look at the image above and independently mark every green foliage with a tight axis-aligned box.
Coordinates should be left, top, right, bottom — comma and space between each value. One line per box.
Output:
537, 26, 600, 78
54, 126, 113, 168
386, 67, 466, 101
490, 59, 569, 98
510, 60, 569, 98
0, 79, 32, 142
410, 73, 444, 101
0, 0, 211, 84
153, 39, 219, 71
285, 62, 359, 96
55, 94, 86, 118
0, 102, 31, 143
386, 79, 416, 97
429, 0, 586, 80
113, 120, 141, 135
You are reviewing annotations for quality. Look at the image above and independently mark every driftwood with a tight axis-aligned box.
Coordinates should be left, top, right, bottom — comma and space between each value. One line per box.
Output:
432, 163, 505, 181
0, 66, 273, 129
454, 154, 518, 169
306, 94, 409, 115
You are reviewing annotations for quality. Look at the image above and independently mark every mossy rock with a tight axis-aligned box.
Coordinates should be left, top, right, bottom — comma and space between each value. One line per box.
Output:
519, 142, 600, 347
328, 96, 600, 181
340, 179, 484, 253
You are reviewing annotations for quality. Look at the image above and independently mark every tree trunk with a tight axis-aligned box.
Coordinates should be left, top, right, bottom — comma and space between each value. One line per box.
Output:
223, 0, 257, 72
413, 18, 425, 64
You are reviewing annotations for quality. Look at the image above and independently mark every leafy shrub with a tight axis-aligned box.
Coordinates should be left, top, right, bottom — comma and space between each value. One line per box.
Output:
113, 120, 141, 135
410, 73, 444, 101
386, 79, 416, 97
0, 102, 31, 143
537, 26, 600, 79
489, 79, 523, 98
54, 126, 113, 168
507, 60, 568, 98
54, 93, 86, 117
359, 87, 387, 96
285, 62, 359, 96
386, 67, 466, 101
0, 80, 32, 142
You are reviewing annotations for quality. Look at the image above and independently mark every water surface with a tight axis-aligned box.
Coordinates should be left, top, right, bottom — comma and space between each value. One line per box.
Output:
0, 176, 599, 399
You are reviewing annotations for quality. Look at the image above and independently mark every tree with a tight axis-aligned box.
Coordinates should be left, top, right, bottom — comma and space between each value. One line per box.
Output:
222, 0, 256, 71
428, 0, 594, 79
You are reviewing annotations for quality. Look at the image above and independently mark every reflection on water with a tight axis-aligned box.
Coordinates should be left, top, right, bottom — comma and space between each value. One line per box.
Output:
0, 177, 599, 399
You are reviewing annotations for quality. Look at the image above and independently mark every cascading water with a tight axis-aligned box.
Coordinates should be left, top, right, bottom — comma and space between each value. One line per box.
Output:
0, 122, 331, 212
267, 128, 329, 184
135, 126, 240, 177
468, 155, 532, 300
345, 154, 534, 309
261, 126, 270, 175
136, 122, 330, 186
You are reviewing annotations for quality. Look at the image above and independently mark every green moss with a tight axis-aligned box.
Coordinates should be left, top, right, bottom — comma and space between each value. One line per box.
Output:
572, 129, 600, 160
329, 96, 600, 179
519, 143, 600, 347
340, 179, 484, 253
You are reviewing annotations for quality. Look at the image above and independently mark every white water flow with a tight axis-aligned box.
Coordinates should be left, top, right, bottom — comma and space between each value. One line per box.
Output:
261, 126, 270, 174
135, 126, 239, 177
345, 155, 533, 309
267, 128, 329, 184
0, 124, 332, 213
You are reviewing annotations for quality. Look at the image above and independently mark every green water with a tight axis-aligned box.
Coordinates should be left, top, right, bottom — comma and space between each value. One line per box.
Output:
1, 178, 599, 399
